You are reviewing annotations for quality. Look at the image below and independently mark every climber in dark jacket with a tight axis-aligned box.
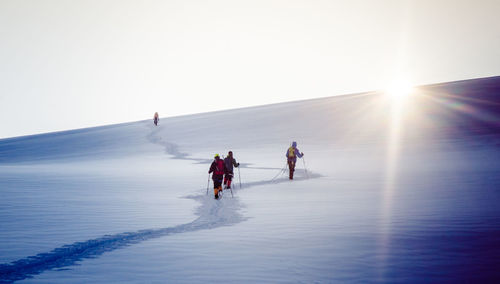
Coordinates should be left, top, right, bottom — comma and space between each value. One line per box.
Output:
209, 154, 226, 199
223, 151, 240, 189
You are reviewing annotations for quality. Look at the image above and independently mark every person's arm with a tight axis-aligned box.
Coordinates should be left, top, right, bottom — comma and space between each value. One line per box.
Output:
209, 162, 215, 173
233, 158, 239, 167
296, 148, 304, 158
285, 149, 289, 158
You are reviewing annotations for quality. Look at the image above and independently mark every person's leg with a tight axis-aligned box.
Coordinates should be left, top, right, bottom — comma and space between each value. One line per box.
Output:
214, 179, 221, 198
288, 161, 291, 179
288, 160, 295, 179
214, 177, 223, 199
227, 173, 233, 188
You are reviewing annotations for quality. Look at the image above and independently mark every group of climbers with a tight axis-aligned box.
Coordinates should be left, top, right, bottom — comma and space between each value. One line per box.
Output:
208, 142, 304, 199
209, 151, 240, 199
154, 112, 305, 200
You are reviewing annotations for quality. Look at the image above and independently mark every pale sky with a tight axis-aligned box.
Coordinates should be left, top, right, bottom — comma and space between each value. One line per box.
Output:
1, 0, 499, 139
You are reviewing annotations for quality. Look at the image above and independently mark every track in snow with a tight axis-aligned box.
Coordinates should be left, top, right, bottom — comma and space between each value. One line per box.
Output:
0, 126, 319, 283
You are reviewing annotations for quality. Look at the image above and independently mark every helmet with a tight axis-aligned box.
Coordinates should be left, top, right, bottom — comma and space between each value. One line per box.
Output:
214, 154, 220, 158
292, 141, 297, 147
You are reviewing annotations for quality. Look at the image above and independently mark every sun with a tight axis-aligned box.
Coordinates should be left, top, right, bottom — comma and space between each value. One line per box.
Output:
385, 78, 414, 101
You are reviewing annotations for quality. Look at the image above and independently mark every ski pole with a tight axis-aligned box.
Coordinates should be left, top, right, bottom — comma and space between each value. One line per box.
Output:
238, 167, 242, 189
302, 157, 309, 178
206, 174, 210, 195
270, 162, 288, 182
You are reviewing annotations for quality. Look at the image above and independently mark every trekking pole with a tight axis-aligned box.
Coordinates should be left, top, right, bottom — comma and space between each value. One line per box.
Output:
302, 157, 309, 178
238, 167, 242, 189
270, 162, 288, 182
206, 174, 210, 195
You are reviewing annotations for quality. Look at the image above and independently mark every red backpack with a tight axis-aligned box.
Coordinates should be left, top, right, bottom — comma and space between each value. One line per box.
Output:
215, 159, 225, 175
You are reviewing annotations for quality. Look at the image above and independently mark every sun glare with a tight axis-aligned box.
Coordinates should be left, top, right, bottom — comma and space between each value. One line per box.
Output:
385, 78, 414, 101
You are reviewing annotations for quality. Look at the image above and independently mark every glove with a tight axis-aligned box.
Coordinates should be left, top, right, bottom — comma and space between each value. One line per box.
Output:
237, 163, 240, 167
301, 152, 304, 156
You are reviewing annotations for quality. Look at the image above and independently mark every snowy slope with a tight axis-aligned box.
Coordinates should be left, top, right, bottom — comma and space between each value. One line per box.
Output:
1, 76, 500, 283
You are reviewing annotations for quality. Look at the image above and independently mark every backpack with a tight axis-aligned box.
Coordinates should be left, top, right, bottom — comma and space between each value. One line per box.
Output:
288, 147, 295, 158
215, 159, 225, 175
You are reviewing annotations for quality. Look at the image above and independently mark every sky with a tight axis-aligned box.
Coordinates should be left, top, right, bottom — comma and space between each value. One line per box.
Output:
1, 0, 499, 139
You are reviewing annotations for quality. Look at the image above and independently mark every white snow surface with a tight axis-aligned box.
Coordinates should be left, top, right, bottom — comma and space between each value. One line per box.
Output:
1, 78, 500, 283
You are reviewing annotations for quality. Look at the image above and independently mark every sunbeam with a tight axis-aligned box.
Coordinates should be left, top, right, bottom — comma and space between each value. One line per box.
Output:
375, 77, 416, 279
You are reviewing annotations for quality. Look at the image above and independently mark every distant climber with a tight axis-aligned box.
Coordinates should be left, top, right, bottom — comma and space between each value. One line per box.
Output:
209, 154, 226, 199
154, 112, 159, 126
223, 151, 240, 189
286, 141, 303, 180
